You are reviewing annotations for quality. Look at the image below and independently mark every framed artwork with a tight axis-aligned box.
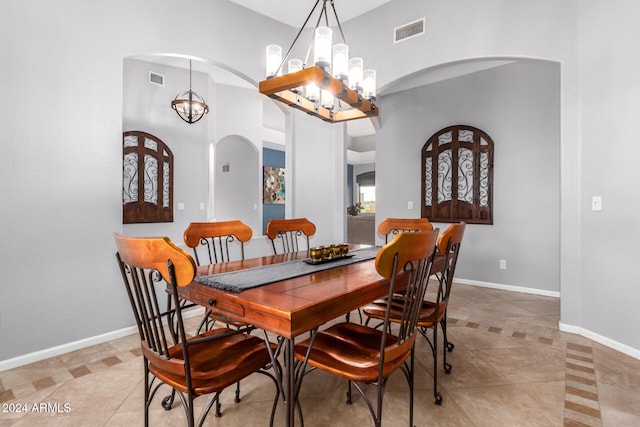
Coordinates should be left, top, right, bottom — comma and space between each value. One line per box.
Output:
263, 166, 285, 204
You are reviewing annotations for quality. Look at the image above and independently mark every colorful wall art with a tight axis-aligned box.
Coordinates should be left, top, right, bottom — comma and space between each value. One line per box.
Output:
263, 166, 285, 204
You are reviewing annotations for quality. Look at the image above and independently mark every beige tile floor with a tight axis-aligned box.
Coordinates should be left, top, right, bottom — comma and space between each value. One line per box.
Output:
1, 283, 640, 426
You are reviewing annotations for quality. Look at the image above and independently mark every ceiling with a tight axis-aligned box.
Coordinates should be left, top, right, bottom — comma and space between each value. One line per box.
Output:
228, 0, 393, 28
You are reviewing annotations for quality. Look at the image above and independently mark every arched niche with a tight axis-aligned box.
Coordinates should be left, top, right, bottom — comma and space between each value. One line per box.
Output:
213, 135, 260, 233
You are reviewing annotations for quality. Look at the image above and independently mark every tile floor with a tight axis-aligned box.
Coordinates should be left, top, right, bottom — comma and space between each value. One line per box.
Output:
1, 283, 640, 426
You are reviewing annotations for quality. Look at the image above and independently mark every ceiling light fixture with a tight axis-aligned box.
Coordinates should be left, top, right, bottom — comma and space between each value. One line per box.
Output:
171, 59, 209, 124
259, 0, 378, 123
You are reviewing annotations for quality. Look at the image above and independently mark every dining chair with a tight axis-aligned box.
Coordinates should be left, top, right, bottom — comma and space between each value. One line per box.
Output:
265, 217, 316, 254
293, 229, 439, 427
183, 220, 253, 407
378, 217, 433, 243
183, 220, 252, 332
113, 233, 278, 427
363, 221, 466, 405
344, 217, 434, 323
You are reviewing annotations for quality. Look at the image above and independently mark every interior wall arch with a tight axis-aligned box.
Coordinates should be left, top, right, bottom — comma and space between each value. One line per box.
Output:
213, 135, 261, 234
375, 57, 561, 294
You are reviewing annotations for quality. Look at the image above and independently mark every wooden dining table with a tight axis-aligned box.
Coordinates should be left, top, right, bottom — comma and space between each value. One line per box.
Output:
177, 247, 392, 427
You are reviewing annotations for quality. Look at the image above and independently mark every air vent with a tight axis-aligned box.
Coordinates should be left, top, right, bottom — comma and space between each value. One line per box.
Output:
394, 18, 425, 43
149, 71, 164, 87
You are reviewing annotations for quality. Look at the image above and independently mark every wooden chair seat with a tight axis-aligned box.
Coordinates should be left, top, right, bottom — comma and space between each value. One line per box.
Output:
294, 322, 410, 383
363, 296, 447, 328
149, 329, 276, 395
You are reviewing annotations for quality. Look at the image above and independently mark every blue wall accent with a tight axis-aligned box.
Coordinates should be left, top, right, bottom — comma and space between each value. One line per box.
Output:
263, 148, 285, 234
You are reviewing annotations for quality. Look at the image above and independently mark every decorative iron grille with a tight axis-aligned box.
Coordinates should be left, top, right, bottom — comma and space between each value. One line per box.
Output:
122, 131, 173, 223
421, 125, 494, 224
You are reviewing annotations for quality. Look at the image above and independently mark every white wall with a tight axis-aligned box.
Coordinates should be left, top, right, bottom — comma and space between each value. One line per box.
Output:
2, 0, 640, 366
290, 111, 348, 247
214, 136, 260, 233
376, 60, 560, 292
572, 0, 640, 351
0, 0, 295, 364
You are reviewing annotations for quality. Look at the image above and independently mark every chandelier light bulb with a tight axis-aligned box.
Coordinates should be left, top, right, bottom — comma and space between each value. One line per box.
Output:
321, 90, 334, 110
266, 44, 282, 78
332, 43, 349, 83
348, 57, 364, 94
306, 84, 320, 103
363, 69, 377, 101
313, 26, 332, 72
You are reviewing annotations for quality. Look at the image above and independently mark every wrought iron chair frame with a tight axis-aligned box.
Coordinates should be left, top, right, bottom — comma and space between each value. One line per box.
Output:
364, 222, 466, 405
182, 220, 254, 407
293, 230, 439, 427
113, 234, 279, 427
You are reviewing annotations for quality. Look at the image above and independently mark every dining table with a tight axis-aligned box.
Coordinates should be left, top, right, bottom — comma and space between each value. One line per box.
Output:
177, 245, 394, 427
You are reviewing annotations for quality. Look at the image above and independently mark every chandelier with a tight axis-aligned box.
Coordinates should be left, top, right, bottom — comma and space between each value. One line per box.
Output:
171, 59, 209, 124
258, 0, 378, 123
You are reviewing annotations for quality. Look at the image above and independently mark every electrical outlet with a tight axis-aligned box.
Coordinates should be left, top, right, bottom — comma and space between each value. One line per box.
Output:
499, 259, 507, 270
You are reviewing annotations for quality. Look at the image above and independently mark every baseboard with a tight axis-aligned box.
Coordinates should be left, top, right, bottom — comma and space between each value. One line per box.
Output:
454, 278, 561, 298
0, 307, 202, 372
457, 278, 639, 361
559, 322, 640, 360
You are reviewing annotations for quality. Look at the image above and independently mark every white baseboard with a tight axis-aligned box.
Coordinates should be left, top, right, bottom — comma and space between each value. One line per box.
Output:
456, 278, 639, 361
559, 322, 640, 360
454, 278, 561, 298
0, 307, 202, 372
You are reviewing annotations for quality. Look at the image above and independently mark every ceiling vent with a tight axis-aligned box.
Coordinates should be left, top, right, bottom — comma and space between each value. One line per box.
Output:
394, 18, 425, 43
149, 71, 164, 87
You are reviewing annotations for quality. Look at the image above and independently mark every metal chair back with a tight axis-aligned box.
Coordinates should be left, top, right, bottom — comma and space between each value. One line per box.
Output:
265, 218, 316, 254
183, 220, 252, 266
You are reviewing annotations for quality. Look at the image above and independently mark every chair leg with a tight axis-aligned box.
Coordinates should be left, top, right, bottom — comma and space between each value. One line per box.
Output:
409, 345, 415, 427
345, 308, 364, 323
215, 397, 222, 418
144, 367, 150, 427
234, 381, 241, 403
432, 323, 443, 405
441, 315, 453, 374
419, 326, 442, 405
161, 390, 175, 410
197, 392, 220, 427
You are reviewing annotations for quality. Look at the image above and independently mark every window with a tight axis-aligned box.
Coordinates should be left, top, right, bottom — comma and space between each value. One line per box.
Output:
122, 131, 173, 223
357, 171, 375, 213
421, 125, 493, 224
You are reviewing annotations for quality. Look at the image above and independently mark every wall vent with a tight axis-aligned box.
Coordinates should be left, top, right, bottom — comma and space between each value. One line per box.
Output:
394, 18, 425, 43
149, 71, 164, 86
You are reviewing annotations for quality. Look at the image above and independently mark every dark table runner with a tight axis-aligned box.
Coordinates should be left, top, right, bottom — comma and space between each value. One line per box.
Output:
195, 246, 380, 292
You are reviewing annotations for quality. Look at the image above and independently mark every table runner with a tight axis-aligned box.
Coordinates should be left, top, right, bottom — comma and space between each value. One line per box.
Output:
195, 246, 380, 292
